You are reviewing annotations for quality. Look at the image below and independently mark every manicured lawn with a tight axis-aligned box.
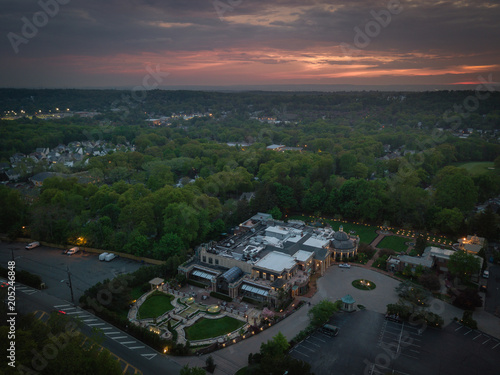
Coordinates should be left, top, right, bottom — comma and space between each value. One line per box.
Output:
137, 292, 175, 319
184, 316, 245, 341
454, 161, 495, 176
377, 236, 410, 253
327, 221, 378, 244
352, 279, 376, 290
287, 215, 378, 244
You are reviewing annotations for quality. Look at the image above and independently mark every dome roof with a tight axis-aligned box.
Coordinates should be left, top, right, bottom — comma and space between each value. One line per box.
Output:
331, 227, 355, 250
334, 230, 349, 241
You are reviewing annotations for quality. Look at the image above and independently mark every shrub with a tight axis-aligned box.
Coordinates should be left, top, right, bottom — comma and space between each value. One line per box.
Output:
419, 273, 441, 291
187, 279, 208, 288
460, 310, 478, 329
0, 266, 43, 289
210, 291, 233, 302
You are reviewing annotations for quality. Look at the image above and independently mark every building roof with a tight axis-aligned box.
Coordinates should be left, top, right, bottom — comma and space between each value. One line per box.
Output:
292, 250, 314, 262
429, 247, 455, 260
342, 294, 355, 304
254, 251, 296, 272
149, 277, 164, 286
266, 226, 289, 236
303, 236, 329, 249
221, 266, 244, 284
397, 247, 434, 268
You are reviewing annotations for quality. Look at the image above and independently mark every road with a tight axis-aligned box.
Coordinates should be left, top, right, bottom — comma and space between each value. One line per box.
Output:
0, 241, 144, 302
8, 278, 184, 375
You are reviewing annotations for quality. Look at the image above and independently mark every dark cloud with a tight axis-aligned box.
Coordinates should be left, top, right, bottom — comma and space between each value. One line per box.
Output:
1, 0, 499, 87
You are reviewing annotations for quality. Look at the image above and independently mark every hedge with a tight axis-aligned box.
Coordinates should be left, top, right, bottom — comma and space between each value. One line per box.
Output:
0, 266, 43, 289
210, 291, 232, 302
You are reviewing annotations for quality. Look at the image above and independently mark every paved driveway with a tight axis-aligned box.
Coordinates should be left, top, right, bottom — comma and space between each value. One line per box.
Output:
314, 265, 401, 312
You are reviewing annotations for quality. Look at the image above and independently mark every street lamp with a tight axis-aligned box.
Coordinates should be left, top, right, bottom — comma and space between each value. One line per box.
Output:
61, 266, 75, 304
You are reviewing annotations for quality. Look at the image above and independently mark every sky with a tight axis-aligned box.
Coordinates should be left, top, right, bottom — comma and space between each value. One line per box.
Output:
1, 0, 500, 90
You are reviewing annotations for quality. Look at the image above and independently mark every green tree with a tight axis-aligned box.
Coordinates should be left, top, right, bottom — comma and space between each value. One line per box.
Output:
396, 280, 430, 313
434, 172, 478, 213
448, 250, 481, 283
414, 234, 428, 256
268, 206, 282, 220
307, 299, 339, 328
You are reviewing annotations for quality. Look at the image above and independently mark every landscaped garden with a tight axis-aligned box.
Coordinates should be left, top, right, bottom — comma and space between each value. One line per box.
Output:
137, 291, 175, 319
352, 279, 376, 291
184, 316, 245, 341
377, 236, 410, 253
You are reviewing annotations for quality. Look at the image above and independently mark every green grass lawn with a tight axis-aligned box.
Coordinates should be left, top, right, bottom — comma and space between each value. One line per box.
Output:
287, 215, 378, 244
137, 292, 175, 319
377, 235, 410, 252
454, 161, 495, 176
184, 316, 245, 341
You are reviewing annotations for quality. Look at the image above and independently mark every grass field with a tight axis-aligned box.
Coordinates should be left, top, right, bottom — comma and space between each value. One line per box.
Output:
377, 236, 410, 253
137, 292, 175, 319
454, 161, 495, 176
184, 316, 245, 341
287, 215, 378, 244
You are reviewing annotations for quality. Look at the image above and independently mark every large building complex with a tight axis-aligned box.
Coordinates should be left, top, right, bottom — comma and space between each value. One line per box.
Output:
178, 213, 359, 307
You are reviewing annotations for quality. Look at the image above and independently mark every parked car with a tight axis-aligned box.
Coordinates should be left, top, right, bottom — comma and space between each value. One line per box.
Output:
104, 253, 116, 262
483, 270, 489, 279
66, 247, 79, 256
25, 241, 40, 250
320, 324, 339, 336
99, 252, 109, 261
339, 263, 351, 268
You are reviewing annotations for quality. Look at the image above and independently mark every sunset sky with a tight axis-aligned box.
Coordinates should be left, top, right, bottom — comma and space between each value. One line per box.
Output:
1, 0, 500, 90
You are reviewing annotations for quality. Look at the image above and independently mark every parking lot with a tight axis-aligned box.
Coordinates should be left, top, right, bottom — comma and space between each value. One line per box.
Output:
0, 241, 145, 302
290, 309, 500, 375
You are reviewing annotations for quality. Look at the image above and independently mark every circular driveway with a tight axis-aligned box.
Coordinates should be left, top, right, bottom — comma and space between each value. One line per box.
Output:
314, 265, 400, 313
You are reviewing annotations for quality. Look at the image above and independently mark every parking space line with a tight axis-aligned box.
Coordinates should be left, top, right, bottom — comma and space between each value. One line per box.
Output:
482, 338, 491, 344
308, 336, 326, 343
104, 332, 122, 335
100, 327, 113, 330
112, 336, 127, 340
473, 334, 482, 340
118, 341, 136, 345
302, 345, 316, 352
54, 304, 71, 308
292, 350, 309, 358
455, 325, 463, 331
65, 311, 83, 315
492, 342, 500, 349
83, 319, 97, 322
88, 323, 105, 326
127, 346, 145, 350
60, 307, 77, 311
464, 330, 472, 335
305, 340, 320, 347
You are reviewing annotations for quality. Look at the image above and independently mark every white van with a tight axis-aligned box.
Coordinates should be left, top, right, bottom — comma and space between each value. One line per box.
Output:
99, 252, 109, 261
104, 253, 116, 262
67, 247, 79, 255
25, 241, 40, 250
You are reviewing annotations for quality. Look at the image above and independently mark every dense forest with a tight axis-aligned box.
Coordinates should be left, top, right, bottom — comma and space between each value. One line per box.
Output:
1, 89, 499, 263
